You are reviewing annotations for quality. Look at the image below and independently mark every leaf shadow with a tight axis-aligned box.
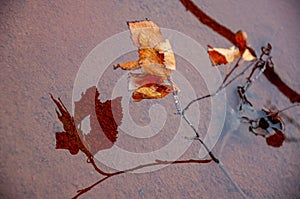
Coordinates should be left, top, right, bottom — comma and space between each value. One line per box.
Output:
51, 87, 212, 198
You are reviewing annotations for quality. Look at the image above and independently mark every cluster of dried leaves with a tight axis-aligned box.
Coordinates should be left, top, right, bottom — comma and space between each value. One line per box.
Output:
114, 20, 177, 101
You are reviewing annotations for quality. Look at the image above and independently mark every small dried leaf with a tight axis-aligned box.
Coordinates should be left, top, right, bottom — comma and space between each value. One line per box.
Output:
207, 45, 239, 66
207, 30, 256, 66
207, 45, 256, 66
114, 60, 140, 70
132, 83, 174, 102
155, 39, 176, 71
128, 73, 165, 90
241, 48, 256, 62
138, 40, 175, 77
128, 20, 163, 48
138, 48, 163, 65
115, 20, 175, 78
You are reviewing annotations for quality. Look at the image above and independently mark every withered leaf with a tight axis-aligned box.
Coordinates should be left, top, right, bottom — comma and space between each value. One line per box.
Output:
128, 20, 163, 48
114, 20, 176, 78
241, 48, 256, 62
113, 60, 140, 71
207, 45, 256, 66
132, 83, 175, 102
207, 45, 239, 66
154, 39, 176, 71
138, 48, 169, 77
128, 73, 165, 90
207, 31, 256, 66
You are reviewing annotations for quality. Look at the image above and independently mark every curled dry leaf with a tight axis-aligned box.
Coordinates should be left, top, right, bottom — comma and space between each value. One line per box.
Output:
207, 30, 256, 66
132, 83, 176, 102
128, 20, 162, 48
207, 45, 256, 66
114, 20, 177, 101
115, 20, 176, 77
207, 45, 239, 66
128, 73, 165, 90
128, 73, 179, 102
154, 39, 176, 71
113, 60, 140, 71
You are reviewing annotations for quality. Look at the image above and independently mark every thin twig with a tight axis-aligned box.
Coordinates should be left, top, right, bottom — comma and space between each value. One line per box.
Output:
183, 59, 256, 114
168, 79, 247, 198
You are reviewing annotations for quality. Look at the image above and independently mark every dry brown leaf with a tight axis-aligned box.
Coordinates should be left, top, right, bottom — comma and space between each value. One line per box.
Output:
207, 30, 256, 67
138, 47, 168, 77
128, 73, 165, 90
155, 39, 176, 71
207, 45, 256, 66
113, 60, 140, 70
128, 20, 163, 48
139, 39, 176, 77
241, 48, 256, 62
132, 83, 174, 102
207, 45, 239, 66
115, 20, 176, 78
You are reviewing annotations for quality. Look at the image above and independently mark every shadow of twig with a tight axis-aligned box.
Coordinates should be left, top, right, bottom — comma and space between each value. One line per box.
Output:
72, 158, 212, 199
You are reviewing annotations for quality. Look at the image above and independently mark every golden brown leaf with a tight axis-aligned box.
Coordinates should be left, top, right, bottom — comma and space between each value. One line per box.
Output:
132, 83, 174, 102
128, 20, 163, 48
138, 48, 171, 78
113, 60, 140, 70
241, 48, 256, 62
207, 45, 256, 66
207, 45, 239, 66
128, 73, 165, 90
155, 39, 176, 71
115, 20, 175, 78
